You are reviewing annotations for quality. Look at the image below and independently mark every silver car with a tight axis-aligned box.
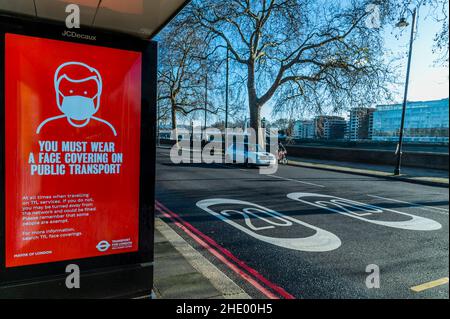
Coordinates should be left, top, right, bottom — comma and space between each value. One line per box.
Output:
225, 143, 277, 166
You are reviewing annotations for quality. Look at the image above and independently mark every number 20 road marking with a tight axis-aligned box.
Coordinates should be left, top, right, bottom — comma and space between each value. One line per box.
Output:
196, 198, 342, 252
287, 193, 442, 231
196, 194, 441, 252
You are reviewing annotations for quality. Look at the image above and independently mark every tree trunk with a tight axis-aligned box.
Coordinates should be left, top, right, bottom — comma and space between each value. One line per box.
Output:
249, 102, 262, 144
171, 99, 178, 141
247, 62, 263, 146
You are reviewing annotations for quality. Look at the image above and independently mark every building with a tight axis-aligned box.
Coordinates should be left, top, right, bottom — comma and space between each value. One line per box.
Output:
348, 107, 376, 141
372, 98, 449, 143
315, 116, 347, 140
293, 120, 315, 139
368, 111, 374, 140
323, 118, 347, 140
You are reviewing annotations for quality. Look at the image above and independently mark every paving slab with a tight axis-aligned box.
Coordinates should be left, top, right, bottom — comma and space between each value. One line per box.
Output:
154, 219, 250, 299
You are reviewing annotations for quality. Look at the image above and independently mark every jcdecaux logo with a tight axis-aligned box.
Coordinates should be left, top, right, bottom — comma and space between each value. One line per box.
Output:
62, 30, 96, 41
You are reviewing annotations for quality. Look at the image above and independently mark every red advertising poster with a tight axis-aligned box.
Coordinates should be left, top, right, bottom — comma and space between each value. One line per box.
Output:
4, 33, 142, 267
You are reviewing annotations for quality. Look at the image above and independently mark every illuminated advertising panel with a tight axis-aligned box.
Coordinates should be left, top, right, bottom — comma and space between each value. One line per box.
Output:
4, 33, 142, 267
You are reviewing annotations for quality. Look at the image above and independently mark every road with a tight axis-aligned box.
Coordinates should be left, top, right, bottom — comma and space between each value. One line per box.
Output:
155, 147, 449, 299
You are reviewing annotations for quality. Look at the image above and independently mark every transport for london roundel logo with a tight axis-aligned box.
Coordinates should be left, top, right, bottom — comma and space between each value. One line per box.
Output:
96, 240, 111, 252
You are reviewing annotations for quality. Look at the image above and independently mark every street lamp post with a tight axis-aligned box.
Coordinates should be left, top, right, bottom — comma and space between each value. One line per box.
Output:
394, 8, 417, 176
203, 63, 208, 142
225, 45, 230, 130
204, 72, 208, 131
157, 99, 160, 146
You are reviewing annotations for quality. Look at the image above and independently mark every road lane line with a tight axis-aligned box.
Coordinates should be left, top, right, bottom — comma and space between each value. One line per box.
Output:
216, 162, 326, 187
213, 163, 233, 169
159, 151, 324, 187
155, 201, 296, 299
213, 162, 326, 187
367, 195, 449, 215
157, 152, 172, 158
411, 277, 449, 293
268, 174, 325, 188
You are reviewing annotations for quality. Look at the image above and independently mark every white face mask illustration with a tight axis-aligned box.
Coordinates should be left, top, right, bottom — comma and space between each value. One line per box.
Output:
58, 93, 99, 121
55, 62, 103, 127
36, 61, 117, 136
61, 95, 95, 121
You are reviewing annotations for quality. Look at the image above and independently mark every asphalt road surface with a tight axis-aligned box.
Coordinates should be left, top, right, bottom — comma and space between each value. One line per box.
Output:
155, 148, 449, 299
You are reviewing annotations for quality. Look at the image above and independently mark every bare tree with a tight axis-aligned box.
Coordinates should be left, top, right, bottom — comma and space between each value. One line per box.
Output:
189, 0, 396, 142
158, 16, 222, 135
427, 0, 448, 66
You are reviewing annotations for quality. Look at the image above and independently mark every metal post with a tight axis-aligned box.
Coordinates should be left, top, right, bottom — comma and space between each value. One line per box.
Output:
394, 8, 416, 176
157, 97, 162, 146
225, 45, 229, 130
204, 72, 208, 134
157, 100, 160, 146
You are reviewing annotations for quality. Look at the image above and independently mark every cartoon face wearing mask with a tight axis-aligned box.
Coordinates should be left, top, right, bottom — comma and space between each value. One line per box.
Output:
36, 61, 117, 136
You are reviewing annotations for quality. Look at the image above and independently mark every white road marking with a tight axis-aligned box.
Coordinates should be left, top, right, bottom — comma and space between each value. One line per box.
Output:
214, 163, 325, 187
288, 193, 442, 231
196, 198, 341, 252
158, 152, 172, 158
213, 163, 233, 169
159, 149, 324, 187
268, 174, 325, 188
367, 195, 449, 216
158, 151, 325, 187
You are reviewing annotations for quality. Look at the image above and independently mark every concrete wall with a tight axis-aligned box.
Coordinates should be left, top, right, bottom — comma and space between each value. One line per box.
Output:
285, 145, 449, 170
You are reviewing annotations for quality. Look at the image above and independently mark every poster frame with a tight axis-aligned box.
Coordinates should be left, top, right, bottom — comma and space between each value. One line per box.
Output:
0, 13, 156, 297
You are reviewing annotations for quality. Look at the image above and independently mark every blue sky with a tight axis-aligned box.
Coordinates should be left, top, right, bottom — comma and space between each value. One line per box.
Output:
384, 5, 448, 102
260, 4, 449, 121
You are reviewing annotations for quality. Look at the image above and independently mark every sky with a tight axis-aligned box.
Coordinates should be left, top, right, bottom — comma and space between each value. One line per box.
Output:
385, 5, 449, 102
259, 4, 449, 121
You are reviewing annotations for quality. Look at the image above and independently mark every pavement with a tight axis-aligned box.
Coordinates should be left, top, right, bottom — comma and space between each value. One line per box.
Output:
286, 156, 449, 187
153, 218, 250, 299
155, 147, 449, 299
